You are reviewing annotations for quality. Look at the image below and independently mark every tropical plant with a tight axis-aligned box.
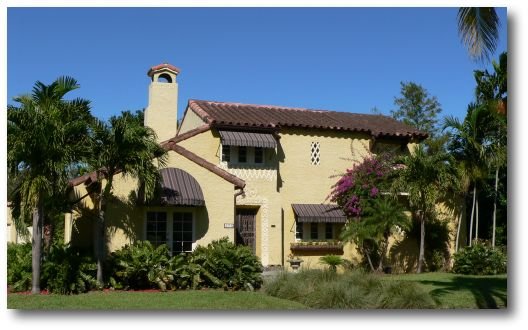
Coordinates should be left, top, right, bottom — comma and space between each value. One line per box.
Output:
319, 255, 344, 273
391, 144, 452, 273
452, 241, 506, 275
444, 104, 496, 246
86, 110, 167, 285
108, 240, 178, 291
457, 7, 500, 62
188, 238, 264, 290
7, 76, 92, 293
41, 244, 97, 294
7, 243, 33, 292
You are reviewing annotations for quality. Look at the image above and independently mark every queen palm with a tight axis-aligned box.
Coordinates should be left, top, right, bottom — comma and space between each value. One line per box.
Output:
7, 77, 92, 293
87, 111, 167, 285
444, 104, 493, 246
458, 7, 500, 62
392, 145, 451, 273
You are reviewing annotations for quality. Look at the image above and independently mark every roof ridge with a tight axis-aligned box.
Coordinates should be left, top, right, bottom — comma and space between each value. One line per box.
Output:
189, 99, 332, 114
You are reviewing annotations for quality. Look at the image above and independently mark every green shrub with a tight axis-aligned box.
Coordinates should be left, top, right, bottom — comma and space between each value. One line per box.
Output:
452, 242, 507, 275
264, 269, 435, 309
41, 244, 97, 294
7, 243, 32, 292
184, 237, 263, 290
319, 255, 344, 272
108, 241, 178, 291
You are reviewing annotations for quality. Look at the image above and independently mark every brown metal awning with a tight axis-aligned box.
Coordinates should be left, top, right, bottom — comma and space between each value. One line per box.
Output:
292, 204, 347, 223
159, 168, 205, 206
219, 130, 276, 148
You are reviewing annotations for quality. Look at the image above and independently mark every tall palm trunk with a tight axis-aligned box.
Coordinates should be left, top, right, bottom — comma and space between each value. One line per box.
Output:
469, 185, 476, 246
455, 206, 463, 252
475, 198, 479, 241
95, 178, 112, 286
417, 211, 425, 273
492, 167, 499, 247
31, 196, 44, 294
377, 233, 390, 272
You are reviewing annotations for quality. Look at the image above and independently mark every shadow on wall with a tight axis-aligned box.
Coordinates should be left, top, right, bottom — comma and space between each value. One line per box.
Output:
389, 217, 452, 273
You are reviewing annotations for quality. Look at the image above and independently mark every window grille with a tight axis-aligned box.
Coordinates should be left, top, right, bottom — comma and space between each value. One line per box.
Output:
310, 142, 320, 165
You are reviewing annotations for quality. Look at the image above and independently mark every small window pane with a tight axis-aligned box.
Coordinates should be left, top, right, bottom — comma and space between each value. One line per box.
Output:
254, 147, 264, 163
325, 223, 333, 239
183, 222, 192, 232
222, 145, 231, 162
295, 222, 303, 240
310, 223, 318, 240
238, 147, 247, 163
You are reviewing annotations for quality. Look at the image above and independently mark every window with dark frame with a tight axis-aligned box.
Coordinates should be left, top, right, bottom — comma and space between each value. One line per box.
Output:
222, 145, 230, 162
173, 212, 193, 254
310, 223, 318, 240
146, 212, 167, 247
325, 223, 333, 239
238, 146, 247, 163
295, 221, 303, 240
254, 147, 264, 163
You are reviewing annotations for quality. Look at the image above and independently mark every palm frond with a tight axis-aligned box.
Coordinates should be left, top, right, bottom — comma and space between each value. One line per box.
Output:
458, 7, 500, 62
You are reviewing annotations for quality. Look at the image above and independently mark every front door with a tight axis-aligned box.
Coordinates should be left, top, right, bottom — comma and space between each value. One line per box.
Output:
235, 209, 257, 254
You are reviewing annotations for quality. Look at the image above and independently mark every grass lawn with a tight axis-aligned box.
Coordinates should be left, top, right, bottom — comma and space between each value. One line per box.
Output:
381, 272, 507, 309
7, 290, 308, 310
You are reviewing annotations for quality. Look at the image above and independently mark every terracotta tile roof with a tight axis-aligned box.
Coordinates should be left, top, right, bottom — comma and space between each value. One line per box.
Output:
188, 99, 428, 139
148, 63, 181, 76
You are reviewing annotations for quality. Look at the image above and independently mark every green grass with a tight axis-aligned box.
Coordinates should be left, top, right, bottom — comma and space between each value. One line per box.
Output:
7, 290, 308, 310
381, 272, 507, 309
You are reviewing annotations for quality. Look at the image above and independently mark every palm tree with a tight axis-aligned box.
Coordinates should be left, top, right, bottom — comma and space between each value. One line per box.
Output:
319, 255, 344, 273
358, 197, 411, 272
7, 77, 92, 293
392, 145, 451, 273
457, 7, 500, 62
87, 111, 167, 285
444, 103, 498, 246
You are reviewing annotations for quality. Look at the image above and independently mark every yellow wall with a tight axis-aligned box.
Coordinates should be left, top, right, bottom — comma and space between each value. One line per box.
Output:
178, 107, 206, 134
145, 71, 179, 142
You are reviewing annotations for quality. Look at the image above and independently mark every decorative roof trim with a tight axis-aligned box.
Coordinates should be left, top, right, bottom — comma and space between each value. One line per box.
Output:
147, 63, 181, 77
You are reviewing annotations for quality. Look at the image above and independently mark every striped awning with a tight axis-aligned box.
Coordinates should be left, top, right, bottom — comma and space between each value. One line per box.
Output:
159, 168, 205, 206
292, 204, 347, 223
219, 130, 276, 148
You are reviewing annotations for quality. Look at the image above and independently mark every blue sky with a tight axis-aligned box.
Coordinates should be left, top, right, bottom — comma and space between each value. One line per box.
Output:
7, 7, 507, 123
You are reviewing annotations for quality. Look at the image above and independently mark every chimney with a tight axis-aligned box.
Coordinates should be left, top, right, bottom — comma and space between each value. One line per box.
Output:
144, 63, 180, 142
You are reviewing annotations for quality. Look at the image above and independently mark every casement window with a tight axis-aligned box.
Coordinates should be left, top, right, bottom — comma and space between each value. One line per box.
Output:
222, 145, 231, 162
254, 147, 264, 164
145, 211, 194, 254
325, 223, 333, 239
238, 146, 247, 163
310, 223, 318, 240
146, 212, 167, 248
310, 141, 320, 165
172, 212, 193, 253
295, 221, 304, 241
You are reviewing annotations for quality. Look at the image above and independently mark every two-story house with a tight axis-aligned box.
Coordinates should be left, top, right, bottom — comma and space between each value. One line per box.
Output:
67, 63, 446, 270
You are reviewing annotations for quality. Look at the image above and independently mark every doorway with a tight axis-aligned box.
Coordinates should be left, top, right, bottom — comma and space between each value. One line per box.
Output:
235, 208, 257, 254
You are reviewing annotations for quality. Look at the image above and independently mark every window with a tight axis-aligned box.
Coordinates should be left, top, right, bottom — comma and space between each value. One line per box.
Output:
325, 223, 333, 239
310, 142, 320, 165
310, 223, 318, 240
254, 147, 264, 164
146, 212, 167, 247
222, 145, 231, 162
238, 146, 247, 163
173, 212, 193, 253
295, 221, 303, 240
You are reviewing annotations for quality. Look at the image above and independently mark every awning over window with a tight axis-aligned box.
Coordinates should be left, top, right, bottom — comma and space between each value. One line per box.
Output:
219, 130, 276, 149
292, 204, 347, 223
159, 168, 205, 206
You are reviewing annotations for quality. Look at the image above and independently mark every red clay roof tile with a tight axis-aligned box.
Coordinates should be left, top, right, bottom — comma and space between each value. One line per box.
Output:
188, 99, 427, 139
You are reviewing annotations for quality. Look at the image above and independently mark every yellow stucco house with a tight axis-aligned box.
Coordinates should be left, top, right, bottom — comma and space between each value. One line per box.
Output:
67, 63, 457, 271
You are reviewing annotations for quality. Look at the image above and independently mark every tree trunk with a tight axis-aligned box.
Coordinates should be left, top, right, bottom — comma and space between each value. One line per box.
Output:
363, 245, 375, 272
475, 198, 479, 241
469, 186, 476, 247
31, 197, 44, 294
417, 213, 425, 274
455, 210, 463, 253
95, 200, 105, 286
492, 167, 499, 248
377, 234, 390, 272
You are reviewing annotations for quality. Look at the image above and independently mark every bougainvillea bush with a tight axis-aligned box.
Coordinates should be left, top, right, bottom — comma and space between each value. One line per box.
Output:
328, 154, 394, 218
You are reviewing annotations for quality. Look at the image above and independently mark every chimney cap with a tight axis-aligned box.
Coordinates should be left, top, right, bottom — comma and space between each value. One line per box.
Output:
148, 63, 181, 77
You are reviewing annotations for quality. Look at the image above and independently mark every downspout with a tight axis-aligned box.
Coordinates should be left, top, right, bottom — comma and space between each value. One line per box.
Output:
234, 187, 245, 243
